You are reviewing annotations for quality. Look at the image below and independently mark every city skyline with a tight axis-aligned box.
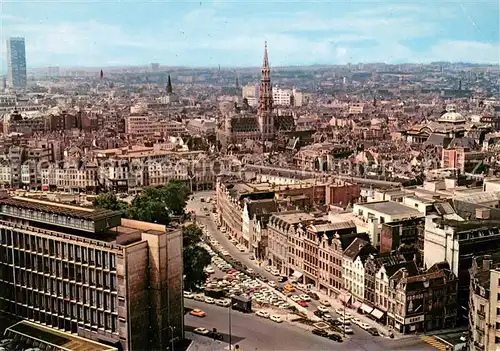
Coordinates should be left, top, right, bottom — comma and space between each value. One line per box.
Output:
0, 1, 499, 71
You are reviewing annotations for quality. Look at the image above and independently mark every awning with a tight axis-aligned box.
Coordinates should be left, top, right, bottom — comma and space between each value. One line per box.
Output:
339, 293, 352, 303
292, 271, 303, 279
352, 301, 362, 309
361, 303, 373, 314
371, 308, 385, 320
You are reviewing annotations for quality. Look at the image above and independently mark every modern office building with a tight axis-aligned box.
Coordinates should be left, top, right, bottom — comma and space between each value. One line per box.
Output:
0, 192, 184, 351
6, 37, 27, 89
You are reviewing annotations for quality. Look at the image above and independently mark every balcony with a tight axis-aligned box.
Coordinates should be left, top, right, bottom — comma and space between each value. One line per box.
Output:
476, 324, 485, 334
477, 310, 486, 318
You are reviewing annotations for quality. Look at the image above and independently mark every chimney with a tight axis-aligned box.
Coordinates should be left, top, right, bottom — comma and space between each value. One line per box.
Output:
401, 268, 408, 279
483, 255, 492, 272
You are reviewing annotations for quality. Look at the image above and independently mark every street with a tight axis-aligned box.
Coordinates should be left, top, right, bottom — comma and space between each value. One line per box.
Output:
185, 300, 436, 351
186, 192, 437, 350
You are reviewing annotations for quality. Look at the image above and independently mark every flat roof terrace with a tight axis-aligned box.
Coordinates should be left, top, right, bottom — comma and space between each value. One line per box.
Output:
357, 201, 423, 217
0, 197, 121, 221
5, 320, 118, 351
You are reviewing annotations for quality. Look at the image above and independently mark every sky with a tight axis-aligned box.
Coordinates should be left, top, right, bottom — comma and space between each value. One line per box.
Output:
0, 0, 499, 70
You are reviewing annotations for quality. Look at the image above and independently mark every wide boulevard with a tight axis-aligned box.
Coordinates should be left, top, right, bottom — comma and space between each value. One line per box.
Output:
186, 192, 437, 351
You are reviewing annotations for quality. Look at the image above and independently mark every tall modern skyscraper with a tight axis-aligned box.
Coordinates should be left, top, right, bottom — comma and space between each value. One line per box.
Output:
6, 37, 27, 89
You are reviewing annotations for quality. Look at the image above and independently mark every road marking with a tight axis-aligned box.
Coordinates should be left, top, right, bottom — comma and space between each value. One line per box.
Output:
421, 335, 448, 350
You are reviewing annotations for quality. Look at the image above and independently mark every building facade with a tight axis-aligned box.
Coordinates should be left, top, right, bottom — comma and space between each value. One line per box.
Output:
6, 37, 27, 89
0, 194, 184, 351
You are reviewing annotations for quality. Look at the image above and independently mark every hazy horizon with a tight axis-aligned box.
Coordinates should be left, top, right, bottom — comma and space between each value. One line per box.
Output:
1, 0, 499, 71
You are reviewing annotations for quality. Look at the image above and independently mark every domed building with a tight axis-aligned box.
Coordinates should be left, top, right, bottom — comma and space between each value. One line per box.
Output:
403, 104, 470, 144
437, 104, 466, 124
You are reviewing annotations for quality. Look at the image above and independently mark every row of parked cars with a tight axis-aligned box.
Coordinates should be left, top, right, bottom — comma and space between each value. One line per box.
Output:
313, 307, 380, 336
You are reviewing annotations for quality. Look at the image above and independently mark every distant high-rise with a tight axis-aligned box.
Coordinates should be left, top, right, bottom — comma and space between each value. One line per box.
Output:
6, 37, 27, 88
166, 75, 173, 94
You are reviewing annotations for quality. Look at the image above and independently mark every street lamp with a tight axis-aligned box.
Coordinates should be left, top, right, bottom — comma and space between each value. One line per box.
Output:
228, 303, 237, 351
168, 326, 175, 351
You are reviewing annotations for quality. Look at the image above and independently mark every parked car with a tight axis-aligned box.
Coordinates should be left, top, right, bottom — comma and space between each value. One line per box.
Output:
320, 300, 331, 307
297, 301, 308, 307
309, 292, 320, 300
311, 329, 328, 337
338, 325, 354, 334
367, 327, 379, 336
193, 327, 210, 335
314, 310, 324, 318
337, 317, 351, 325
328, 333, 343, 342
256, 310, 270, 318
270, 315, 283, 323
317, 305, 329, 313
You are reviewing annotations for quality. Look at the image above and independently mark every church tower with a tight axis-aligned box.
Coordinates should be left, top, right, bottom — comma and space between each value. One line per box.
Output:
258, 41, 274, 139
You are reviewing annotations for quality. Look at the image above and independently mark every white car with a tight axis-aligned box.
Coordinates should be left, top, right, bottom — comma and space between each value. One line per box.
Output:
193, 327, 210, 335
193, 294, 205, 302
339, 325, 354, 334
320, 299, 331, 306
317, 305, 329, 313
299, 294, 311, 302
291, 295, 301, 302
247, 268, 254, 274
360, 323, 371, 330
268, 281, 277, 287
336, 309, 352, 319
204, 266, 215, 274
204, 296, 215, 304
271, 269, 280, 276
256, 310, 270, 318
215, 299, 231, 307
270, 315, 283, 323
351, 318, 361, 326
183, 291, 194, 299
337, 317, 351, 325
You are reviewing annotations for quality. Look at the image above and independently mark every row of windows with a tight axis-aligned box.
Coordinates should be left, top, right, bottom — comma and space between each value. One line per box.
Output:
0, 260, 117, 292
1, 300, 118, 334
0, 231, 117, 270
1, 276, 119, 311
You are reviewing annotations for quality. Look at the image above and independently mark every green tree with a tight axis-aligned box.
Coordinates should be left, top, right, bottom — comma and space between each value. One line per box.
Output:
128, 194, 170, 225
182, 224, 211, 290
93, 193, 129, 212
162, 181, 190, 216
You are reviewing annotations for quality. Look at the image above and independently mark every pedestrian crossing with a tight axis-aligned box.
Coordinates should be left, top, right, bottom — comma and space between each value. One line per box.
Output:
421, 335, 448, 351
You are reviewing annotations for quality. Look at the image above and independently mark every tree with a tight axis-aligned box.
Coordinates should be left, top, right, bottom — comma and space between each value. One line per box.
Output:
182, 224, 211, 290
162, 181, 190, 216
93, 193, 129, 212
128, 194, 170, 225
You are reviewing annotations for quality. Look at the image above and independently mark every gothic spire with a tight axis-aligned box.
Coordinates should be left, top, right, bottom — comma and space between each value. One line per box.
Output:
167, 75, 173, 94
263, 41, 269, 68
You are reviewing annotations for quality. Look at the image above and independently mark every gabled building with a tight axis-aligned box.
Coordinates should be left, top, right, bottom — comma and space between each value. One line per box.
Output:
342, 238, 377, 306
388, 262, 458, 334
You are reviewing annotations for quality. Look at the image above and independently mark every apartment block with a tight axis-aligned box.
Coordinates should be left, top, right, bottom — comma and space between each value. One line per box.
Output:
0, 194, 183, 351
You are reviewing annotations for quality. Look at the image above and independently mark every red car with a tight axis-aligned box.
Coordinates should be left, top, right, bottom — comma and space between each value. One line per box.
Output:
297, 301, 309, 307
227, 269, 238, 274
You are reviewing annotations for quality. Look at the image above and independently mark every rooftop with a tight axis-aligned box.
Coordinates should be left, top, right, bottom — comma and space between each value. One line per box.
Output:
5, 320, 117, 351
0, 196, 121, 221
357, 201, 423, 217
